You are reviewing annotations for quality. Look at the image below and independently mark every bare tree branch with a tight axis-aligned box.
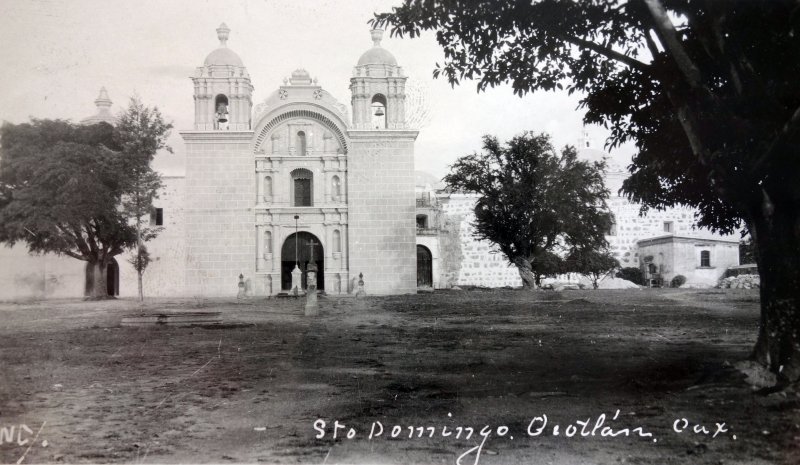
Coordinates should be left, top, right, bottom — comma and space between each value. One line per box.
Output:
642, 0, 703, 88
561, 35, 651, 74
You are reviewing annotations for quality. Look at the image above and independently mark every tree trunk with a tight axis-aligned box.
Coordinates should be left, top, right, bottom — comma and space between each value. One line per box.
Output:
749, 195, 800, 385
513, 256, 537, 290
138, 270, 143, 302
136, 223, 144, 301
85, 259, 109, 300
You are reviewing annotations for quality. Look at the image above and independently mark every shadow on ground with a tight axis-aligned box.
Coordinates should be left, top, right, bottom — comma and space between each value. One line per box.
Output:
0, 289, 797, 465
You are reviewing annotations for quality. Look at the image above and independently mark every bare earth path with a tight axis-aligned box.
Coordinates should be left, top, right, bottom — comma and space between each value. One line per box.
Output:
0, 289, 797, 464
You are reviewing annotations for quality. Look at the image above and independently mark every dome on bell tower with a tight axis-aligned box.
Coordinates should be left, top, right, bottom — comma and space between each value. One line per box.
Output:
191, 23, 254, 131
80, 87, 118, 125
203, 23, 244, 67
356, 29, 398, 66
351, 28, 408, 129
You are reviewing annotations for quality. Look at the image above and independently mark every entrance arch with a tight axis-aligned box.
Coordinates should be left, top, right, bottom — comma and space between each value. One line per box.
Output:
106, 258, 119, 296
416, 245, 432, 287
281, 232, 324, 291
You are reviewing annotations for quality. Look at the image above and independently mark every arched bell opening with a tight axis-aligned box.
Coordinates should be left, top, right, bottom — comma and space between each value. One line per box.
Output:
214, 94, 230, 130
371, 94, 387, 129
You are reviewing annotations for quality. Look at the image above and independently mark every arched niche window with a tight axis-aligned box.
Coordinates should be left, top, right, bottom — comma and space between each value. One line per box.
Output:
371, 94, 387, 129
291, 168, 313, 207
264, 175, 273, 200
214, 94, 229, 130
333, 229, 341, 253
416, 214, 428, 229
331, 175, 341, 199
296, 131, 307, 156
264, 230, 273, 254
700, 250, 711, 267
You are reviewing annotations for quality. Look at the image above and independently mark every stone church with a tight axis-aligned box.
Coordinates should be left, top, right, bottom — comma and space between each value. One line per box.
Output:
176, 24, 419, 297
0, 24, 741, 300
0, 24, 419, 299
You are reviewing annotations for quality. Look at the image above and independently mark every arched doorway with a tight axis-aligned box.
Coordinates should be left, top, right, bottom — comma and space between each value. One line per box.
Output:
281, 232, 324, 291
417, 245, 432, 287
106, 258, 119, 296
84, 258, 120, 297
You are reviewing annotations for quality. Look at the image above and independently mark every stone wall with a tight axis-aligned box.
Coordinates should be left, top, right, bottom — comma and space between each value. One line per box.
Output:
0, 245, 84, 300
128, 176, 188, 297
347, 131, 418, 294
607, 195, 703, 267
181, 131, 256, 297
438, 194, 523, 288
436, 212, 464, 288
0, 176, 187, 300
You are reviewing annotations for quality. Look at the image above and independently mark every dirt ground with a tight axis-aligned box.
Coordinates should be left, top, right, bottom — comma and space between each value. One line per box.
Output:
0, 289, 798, 464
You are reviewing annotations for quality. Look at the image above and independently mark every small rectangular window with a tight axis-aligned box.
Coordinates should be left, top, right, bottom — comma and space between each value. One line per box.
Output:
152, 207, 164, 226
700, 250, 711, 267
663, 221, 673, 233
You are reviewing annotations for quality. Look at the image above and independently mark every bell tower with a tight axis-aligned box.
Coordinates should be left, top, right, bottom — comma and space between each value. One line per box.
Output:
350, 29, 407, 129
191, 23, 254, 130
346, 28, 419, 295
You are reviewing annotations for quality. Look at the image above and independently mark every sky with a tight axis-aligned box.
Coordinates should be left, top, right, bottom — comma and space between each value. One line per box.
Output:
0, 0, 635, 178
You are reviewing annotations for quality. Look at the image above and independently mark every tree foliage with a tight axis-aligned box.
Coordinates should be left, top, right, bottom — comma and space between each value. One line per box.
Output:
0, 120, 133, 258
374, 0, 800, 384
0, 98, 171, 299
739, 238, 756, 265
565, 248, 620, 289
670, 274, 687, 288
116, 97, 172, 300
616, 267, 645, 286
444, 132, 613, 288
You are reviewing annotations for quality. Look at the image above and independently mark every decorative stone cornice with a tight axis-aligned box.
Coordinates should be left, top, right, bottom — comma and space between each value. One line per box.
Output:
180, 130, 254, 142
347, 129, 419, 140
255, 206, 348, 213
636, 235, 739, 246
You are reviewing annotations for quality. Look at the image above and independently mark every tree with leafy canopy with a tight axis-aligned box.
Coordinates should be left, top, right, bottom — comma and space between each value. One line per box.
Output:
443, 132, 613, 289
116, 97, 172, 301
373, 0, 800, 386
0, 98, 171, 299
565, 248, 620, 289
739, 237, 756, 265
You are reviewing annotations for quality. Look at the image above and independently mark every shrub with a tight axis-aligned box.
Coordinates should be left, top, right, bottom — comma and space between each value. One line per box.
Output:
616, 267, 645, 286
670, 275, 687, 288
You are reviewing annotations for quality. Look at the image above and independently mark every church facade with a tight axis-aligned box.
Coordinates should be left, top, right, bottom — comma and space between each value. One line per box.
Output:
178, 24, 418, 296
0, 25, 742, 300
0, 24, 419, 299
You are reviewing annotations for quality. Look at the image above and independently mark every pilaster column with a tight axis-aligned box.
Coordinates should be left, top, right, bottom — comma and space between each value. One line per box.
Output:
256, 225, 265, 271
